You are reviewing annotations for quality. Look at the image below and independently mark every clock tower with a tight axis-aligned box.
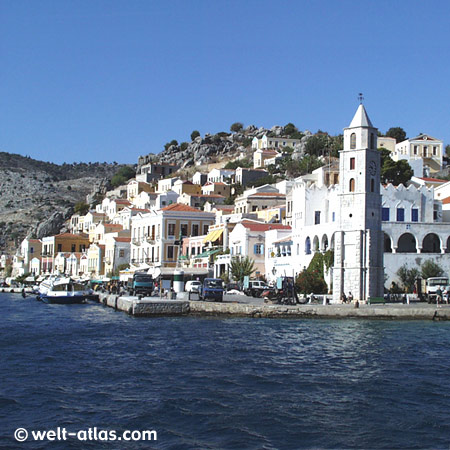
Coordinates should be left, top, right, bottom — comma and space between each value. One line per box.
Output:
333, 103, 384, 302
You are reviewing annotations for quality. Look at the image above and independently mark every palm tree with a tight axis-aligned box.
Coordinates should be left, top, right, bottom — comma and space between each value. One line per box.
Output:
230, 256, 255, 284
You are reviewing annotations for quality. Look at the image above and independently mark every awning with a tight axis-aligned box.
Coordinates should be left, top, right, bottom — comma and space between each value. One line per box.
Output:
178, 254, 189, 260
195, 248, 221, 259
202, 228, 224, 244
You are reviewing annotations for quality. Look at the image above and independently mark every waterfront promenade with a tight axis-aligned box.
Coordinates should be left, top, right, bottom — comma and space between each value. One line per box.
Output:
5, 288, 450, 320
95, 292, 450, 320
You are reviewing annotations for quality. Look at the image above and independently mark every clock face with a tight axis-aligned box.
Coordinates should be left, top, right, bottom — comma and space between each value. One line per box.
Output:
368, 160, 377, 176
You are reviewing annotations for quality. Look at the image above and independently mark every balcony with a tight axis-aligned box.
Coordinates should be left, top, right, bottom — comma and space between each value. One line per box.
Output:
132, 238, 142, 246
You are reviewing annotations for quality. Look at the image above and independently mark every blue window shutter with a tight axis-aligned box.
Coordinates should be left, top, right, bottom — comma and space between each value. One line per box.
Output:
397, 208, 404, 222
382, 207, 390, 221
253, 244, 257, 254
412, 208, 418, 222
261, 244, 264, 254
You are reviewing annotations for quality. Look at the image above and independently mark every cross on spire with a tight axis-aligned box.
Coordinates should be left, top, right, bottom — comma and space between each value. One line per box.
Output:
358, 93, 364, 104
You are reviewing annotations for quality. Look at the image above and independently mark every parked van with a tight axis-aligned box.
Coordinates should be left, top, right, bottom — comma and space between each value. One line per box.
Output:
185, 280, 202, 293
199, 278, 224, 302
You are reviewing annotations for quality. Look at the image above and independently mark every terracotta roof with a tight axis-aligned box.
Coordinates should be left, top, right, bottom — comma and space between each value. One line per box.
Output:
55, 233, 89, 239
161, 203, 202, 212
114, 237, 131, 242
419, 177, 445, 183
104, 224, 123, 229
259, 149, 279, 155
130, 208, 150, 212
442, 197, 450, 205
198, 194, 226, 198
240, 220, 291, 232
115, 200, 131, 205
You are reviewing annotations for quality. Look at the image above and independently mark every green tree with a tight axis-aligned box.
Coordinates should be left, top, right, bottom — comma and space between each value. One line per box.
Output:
110, 166, 136, 188
5, 265, 12, 277
295, 268, 328, 295
283, 123, 298, 136
180, 142, 189, 151
164, 140, 179, 151
421, 260, 444, 279
230, 256, 255, 283
230, 122, 244, 133
381, 159, 413, 185
445, 144, 450, 158
224, 158, 252, 170
386, 127, 407, 143
15, 272, 32, 283
295, 252, 329, 295
191, 130, 200, 141
74, 201, 90, 215
396, 264, 420, 292
305, 135, 328, 156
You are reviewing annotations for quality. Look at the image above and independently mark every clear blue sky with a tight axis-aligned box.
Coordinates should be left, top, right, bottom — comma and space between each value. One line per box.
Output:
1, 0, 450, 164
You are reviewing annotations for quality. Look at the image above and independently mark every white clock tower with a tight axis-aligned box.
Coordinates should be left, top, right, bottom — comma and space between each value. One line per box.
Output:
333, 103, 384, 302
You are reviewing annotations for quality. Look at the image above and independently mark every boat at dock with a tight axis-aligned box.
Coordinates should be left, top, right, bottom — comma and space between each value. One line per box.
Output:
37, 277, 92, 304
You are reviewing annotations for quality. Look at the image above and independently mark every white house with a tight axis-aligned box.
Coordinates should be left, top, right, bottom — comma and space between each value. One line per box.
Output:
394, 134, 444, 175
207, 168, 235, 183
266, 104, 450, 299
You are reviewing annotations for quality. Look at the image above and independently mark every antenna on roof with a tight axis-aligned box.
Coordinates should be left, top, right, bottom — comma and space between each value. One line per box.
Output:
358, 93, 364, 104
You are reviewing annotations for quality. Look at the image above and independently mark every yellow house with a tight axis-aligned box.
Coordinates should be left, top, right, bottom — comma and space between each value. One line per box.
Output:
172, 180, 201, 196
127, 180, 154, 202
86, 243, 105, 277
130, 203, 215, 270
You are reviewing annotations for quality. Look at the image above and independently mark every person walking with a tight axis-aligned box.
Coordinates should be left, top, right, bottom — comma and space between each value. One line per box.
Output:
436, 286, 443, 308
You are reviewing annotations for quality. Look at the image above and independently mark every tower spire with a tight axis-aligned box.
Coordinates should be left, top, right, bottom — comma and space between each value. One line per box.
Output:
358, 92, 364, 104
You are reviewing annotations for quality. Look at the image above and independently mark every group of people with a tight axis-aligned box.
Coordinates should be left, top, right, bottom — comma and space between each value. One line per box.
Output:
435, 286, 449, 306
341, 291, 354, 304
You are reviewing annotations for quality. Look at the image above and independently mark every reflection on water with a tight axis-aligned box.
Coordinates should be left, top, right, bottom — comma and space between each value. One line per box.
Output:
1, 293, 450, 449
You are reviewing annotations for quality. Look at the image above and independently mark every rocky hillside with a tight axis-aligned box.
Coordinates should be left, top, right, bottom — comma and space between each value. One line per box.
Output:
138, 124, 316, 170
0, 152, 131, 252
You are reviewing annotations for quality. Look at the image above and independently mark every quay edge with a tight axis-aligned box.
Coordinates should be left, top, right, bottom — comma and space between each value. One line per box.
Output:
94, 293, 450, 320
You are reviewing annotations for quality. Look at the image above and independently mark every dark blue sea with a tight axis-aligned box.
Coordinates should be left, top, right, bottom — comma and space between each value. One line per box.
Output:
1, 293, 450, 449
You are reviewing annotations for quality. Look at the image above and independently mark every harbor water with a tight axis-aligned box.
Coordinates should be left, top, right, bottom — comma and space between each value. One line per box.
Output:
1, 292, 450, 449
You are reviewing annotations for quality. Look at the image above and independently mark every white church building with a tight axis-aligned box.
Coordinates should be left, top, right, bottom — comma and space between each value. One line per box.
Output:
266, 104, 450, 301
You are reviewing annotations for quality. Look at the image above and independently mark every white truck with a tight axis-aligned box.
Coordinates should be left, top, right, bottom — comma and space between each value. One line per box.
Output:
425, 277, 449, 302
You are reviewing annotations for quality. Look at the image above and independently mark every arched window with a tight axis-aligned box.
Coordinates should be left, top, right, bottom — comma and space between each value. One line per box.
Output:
370, 133, 375, 149
349, 178, 355, 192
422, 233, 441, 253
305, 237, 311, 255
371, 178, 375, 192
350, 133, 356, 149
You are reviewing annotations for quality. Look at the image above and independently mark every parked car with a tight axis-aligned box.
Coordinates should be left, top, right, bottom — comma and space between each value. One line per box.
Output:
226, 282, 241, 292
244, 280, 269, 297
199, 278, 224, 302
185, 280, 202, 293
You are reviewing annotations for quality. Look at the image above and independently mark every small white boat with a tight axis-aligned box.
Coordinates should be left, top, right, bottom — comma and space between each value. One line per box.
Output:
38, 277, 91, 304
